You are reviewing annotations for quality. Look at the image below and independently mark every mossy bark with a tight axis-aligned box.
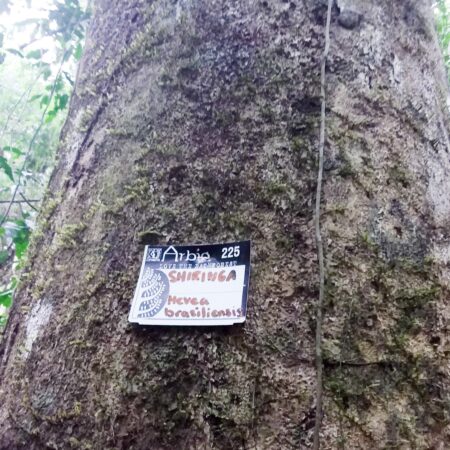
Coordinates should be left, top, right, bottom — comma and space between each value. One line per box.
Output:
0, 0, 449, 449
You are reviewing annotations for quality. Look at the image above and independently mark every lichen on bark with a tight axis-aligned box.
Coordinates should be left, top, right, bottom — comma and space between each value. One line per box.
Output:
0, 1, 449, 449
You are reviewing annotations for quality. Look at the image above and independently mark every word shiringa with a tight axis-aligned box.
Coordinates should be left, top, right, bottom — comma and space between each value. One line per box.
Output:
165, 295, 244, 319
168, 269, 237, 283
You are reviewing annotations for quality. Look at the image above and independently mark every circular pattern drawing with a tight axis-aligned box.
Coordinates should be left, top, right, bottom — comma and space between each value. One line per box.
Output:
137, 267, 170, 318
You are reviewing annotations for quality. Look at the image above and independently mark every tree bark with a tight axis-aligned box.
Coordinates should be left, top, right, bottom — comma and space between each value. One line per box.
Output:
1, 0, 449, 448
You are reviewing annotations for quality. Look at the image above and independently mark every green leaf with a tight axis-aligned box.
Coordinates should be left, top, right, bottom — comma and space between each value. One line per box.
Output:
0, 288, 13, 307
42, 67, 52, 80
74, 42, 83, 61
29, 94, 42, 102
26, 49, 45, 59
40, 95, 50, 107
6, 48, 23, 58
45, 110, 56, 123
12, 219, 30, 260
0, 250, 8, 265
0, 156, 14, 181
14, 239, 29, 259
3, 146, 22, 158
58, 94, 69, 110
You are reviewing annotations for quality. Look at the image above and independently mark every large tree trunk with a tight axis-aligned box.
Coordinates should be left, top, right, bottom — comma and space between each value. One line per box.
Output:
1, 0, 449, 448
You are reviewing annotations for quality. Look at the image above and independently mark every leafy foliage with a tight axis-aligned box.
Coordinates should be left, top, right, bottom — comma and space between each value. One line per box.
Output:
435, 0, 450, 74
0, 156, 14, 181
0, 0, 90, 329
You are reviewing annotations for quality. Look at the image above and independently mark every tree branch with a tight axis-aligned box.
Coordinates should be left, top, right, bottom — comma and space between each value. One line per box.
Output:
18, 193, 39, 211
0, 199, 40, 204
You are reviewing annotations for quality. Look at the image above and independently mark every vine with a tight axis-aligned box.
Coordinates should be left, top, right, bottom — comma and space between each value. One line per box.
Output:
313, 0, 332, 449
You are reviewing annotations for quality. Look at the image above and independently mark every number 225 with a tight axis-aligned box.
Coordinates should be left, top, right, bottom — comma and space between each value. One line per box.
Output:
221, 246, 240, 259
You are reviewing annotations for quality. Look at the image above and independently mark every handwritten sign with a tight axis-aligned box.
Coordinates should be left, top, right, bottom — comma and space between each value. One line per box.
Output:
128, 241, 250, 326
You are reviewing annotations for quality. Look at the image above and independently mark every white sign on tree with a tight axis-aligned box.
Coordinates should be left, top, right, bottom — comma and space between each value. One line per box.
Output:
129, 241, 251, 326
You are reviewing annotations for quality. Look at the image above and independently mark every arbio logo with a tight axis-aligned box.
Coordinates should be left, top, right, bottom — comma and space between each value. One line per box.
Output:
148, 246, 211, 263
137, 268, 169, 319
